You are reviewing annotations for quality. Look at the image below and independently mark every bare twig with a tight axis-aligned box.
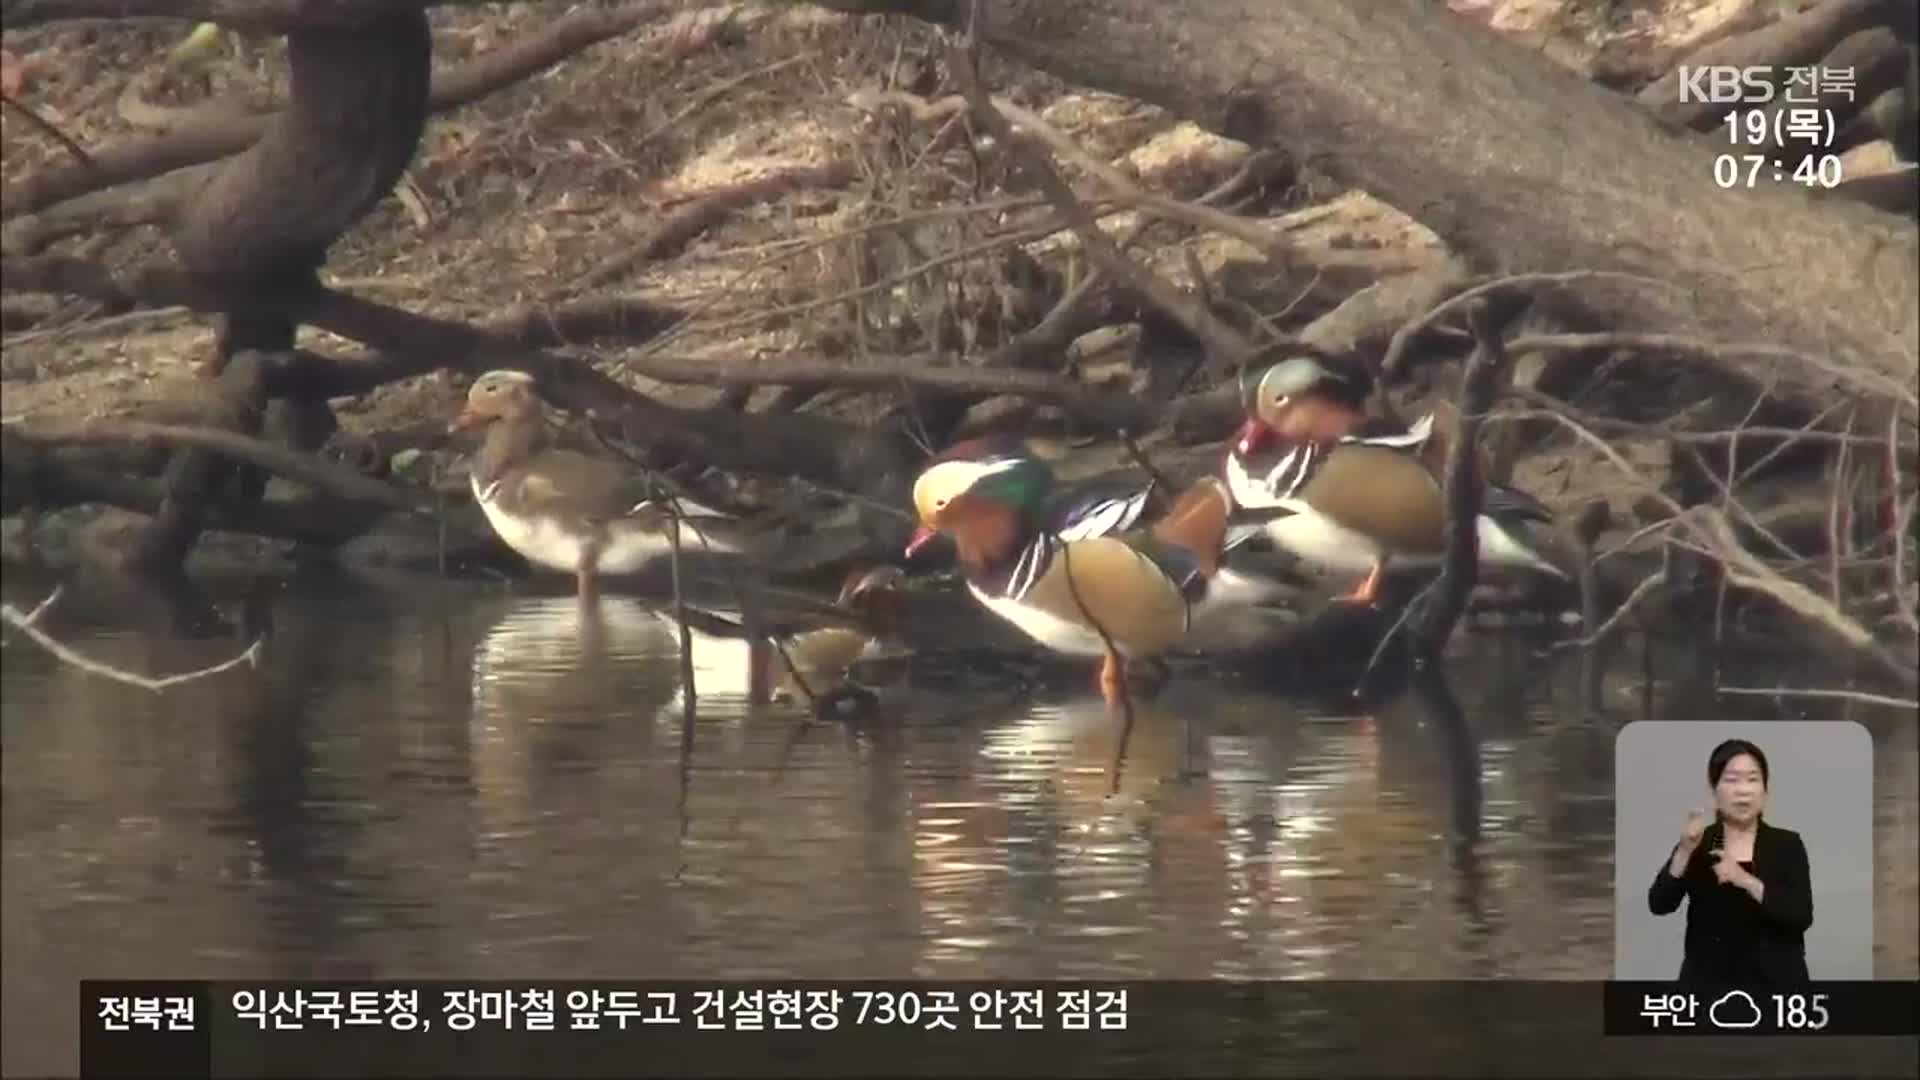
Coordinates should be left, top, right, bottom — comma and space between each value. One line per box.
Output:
564, 160, 858, 295
0, 94, 98, 174
1552, 571, 1668, 652
1414, 301, 1507, 653
1523, 394, 1910, 682
11, 585, 66, 627
2, 594, 264, 692
667, 512, 697, 721
593, 446, 819, 712
1378, 272, 1677, 384
632, 211, 1103, 355
1117, 431, 1174, 497
1715, 685, 1918, 711
1505, 333, 1918, 412
1505, 387, 1894, 449
1697, 512, 1882, 656
943, 32, 1252, 370
1888, 410, 1917, 635
629, 50, 820, 160
854, 86, 1294, 263
1, 304, 190, 347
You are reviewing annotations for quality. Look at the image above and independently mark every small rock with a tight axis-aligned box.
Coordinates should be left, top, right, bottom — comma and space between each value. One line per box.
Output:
1840, 138, 1903, 179
1271, 192, 1449, 274
1067, 323, 1140, 367
1121, 121, 1251, 199
1039, 93, 1165, 160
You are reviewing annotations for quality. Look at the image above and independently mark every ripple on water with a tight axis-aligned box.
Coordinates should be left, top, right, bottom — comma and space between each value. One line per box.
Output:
6, 573, 1917, 1077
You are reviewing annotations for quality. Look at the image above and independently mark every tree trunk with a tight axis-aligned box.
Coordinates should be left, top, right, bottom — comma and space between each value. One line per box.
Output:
832, 0, 1917, 413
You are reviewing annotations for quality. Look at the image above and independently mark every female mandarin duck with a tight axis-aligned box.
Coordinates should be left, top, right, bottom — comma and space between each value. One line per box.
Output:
450, 370, 752, 598
1223, 357, 1568, 606
664, 564, 909, 705
905, 439, 1279, 709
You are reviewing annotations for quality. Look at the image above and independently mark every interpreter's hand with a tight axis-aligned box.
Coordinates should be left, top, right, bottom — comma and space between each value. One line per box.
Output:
1711, 848, 1747, 887
1679, 809, 1709, 850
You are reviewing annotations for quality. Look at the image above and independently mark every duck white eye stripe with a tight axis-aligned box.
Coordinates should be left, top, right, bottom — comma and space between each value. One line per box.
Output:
1343, 412, 1434, 449
476, 369, 535, 385
971, 456, 1030, 485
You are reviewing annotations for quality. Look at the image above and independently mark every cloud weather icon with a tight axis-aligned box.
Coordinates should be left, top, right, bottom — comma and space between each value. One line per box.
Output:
1709, 990, 1763, 1029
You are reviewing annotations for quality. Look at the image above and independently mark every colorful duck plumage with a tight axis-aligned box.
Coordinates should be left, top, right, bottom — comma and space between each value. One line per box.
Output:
906, 439, 1285, 706
1221, 357, 1568, 604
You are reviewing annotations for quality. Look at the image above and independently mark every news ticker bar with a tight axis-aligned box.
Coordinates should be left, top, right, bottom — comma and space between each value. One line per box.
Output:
81, 979, 1920, 1079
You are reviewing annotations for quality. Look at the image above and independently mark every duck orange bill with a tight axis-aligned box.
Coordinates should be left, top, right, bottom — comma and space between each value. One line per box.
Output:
904, 525, 942, 558
448, 407, 485, 433
1234, 417, 1274, 457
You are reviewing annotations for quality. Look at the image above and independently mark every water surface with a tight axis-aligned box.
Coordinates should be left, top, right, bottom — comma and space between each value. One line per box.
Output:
4, 570, 1915, 1076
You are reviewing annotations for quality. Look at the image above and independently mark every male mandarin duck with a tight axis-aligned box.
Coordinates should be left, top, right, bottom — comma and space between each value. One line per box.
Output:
450, 370, 754, 597
662, 564, 909, 706
1222, 357, 1568, 606
905, 440, 1281, 709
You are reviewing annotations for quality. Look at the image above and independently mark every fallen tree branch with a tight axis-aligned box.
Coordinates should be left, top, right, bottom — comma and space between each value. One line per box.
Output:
1, 0, 431, 32
3, 172, 204, 255
0, 249, 918, 496
24, 420, 423, 512
2, 589, 265, 692
0, 250, 691, 353
487, 295, 689, 350
944, 26, 1252, 373
849, 86, 1293, 262
1506, 331, 1920, 413
1, 427, 437, 548
1714, 684, 1918, 712
1378, 271, 1674, 384
1507, 404, 1916, 686
1506, 388, 1899, 449
1414, 301, 1505, 654
811, 0, 1918, 423
623, 350, 1151, 431
1637, 0, 1904, 132
2, 0, 701, 221
0, 252, 237, 310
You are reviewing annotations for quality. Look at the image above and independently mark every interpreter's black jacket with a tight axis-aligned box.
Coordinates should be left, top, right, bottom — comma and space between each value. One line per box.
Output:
1648, 819, 1813, 986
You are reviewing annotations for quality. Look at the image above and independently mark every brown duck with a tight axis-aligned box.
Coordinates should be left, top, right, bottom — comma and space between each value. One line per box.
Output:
450, 370, 751, 597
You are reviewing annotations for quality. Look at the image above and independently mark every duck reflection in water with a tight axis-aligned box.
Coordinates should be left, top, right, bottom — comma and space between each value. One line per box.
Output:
466, 593, 685, 824
652, 565, 911, 716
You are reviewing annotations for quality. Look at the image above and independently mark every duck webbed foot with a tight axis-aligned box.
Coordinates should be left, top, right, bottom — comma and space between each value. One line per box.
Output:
1098, 650, 1129, 712
1340, 561, 1385, 607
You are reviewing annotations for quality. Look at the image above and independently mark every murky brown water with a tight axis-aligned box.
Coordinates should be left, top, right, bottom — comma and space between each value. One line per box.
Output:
4, 569, 1916, 1076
